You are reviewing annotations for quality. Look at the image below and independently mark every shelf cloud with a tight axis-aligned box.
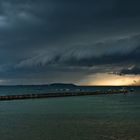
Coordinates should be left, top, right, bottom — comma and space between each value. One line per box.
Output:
0, 0, 140, 84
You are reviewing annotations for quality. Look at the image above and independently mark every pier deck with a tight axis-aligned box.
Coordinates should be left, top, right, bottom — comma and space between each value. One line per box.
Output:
0, 90, 129, 101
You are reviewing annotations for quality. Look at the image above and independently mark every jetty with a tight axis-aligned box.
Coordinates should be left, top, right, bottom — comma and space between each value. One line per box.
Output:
0, 89, 130, 101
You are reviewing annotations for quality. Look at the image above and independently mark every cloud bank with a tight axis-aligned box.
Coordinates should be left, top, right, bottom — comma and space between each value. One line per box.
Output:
0, 0, 140, 84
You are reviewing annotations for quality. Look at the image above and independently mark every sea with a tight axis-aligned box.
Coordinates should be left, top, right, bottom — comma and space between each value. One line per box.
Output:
0, 85, 140, 140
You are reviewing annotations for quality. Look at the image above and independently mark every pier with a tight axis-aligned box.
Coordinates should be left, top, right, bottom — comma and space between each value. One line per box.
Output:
0, 89, 130, 101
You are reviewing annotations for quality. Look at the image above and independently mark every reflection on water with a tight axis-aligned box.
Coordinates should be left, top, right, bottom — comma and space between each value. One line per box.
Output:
0, 93, 140, 140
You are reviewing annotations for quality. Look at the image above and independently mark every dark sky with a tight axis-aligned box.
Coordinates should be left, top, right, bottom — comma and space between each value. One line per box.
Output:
0, 0, 140, 85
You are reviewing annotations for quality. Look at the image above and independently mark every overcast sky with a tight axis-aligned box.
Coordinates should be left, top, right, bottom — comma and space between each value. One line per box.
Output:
0, 0, 140, 85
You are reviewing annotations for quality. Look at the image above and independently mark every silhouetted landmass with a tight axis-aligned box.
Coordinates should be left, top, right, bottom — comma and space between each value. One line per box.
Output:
0, 83, 77, 87
48, 83, 77, 88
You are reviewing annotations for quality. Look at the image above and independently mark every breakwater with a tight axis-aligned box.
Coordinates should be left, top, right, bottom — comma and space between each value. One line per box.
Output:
0, 89, 130, 101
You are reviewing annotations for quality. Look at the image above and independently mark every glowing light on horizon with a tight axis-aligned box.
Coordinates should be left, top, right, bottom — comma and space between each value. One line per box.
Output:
78, 73, 140, 86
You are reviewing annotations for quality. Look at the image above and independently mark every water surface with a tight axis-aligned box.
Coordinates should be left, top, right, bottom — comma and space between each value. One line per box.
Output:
0, 92, 140, 140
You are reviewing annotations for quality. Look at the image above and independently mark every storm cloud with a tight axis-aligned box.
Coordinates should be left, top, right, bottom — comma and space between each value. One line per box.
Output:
120, 66, 140, 75
0, 0, 140, 85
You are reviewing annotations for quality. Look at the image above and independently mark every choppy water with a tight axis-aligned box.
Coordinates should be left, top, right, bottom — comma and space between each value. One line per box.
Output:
0, 86, 140, 140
